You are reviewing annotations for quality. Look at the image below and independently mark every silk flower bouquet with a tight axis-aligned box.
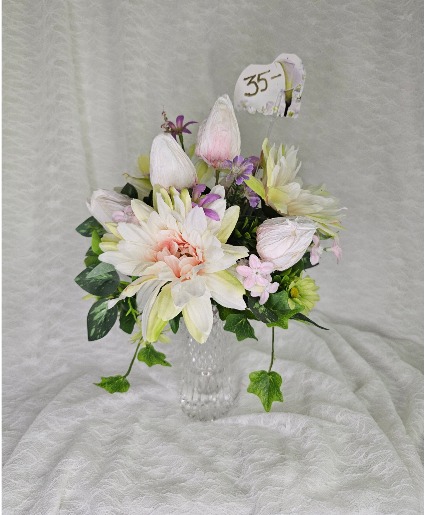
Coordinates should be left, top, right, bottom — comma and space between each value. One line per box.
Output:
75, 94, 344, 413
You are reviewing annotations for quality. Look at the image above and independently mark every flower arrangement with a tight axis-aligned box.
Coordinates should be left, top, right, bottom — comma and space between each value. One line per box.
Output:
75, 92, 344, 412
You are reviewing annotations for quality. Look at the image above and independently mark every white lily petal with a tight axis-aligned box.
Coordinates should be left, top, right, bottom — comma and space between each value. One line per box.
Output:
182, 293, 213, 343
205, 271, 246, 310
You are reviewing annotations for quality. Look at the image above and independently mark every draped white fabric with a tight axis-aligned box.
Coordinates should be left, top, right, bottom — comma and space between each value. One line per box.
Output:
3, 1, 423, 513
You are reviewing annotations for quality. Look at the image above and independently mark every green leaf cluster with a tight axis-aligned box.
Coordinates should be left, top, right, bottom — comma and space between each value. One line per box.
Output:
248, 291, 302, 330
227, 215, 264, 253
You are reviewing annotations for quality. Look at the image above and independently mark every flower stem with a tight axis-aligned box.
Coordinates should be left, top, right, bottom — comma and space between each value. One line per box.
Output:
268, 327, 275, 373
215, 169, 220, 185
124, 340, 143, 378
178, 133, 185, 152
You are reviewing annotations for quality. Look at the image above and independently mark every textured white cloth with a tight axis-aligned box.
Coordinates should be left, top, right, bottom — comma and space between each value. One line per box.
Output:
3, 0, 423, 513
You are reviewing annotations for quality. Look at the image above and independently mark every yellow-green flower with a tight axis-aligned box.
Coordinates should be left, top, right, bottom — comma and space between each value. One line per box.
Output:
287, 275, 319, 315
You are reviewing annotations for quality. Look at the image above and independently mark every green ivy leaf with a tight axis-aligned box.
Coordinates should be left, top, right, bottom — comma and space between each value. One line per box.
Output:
84, 249, 100, 267
119, 298, 137, 334
223, 313, 257, 341
121, 183, 138, 199
95, 375, 130, 394
91, 230, 102, 255
87, 298, 118, 341
216, 304, 255, 322
75, 263, 120, 296
247, 297, 278, 324
137, 344, 171, 367
292, 313, 329, 330
248, 291, 302, 328
267, 308, 303, 330
247, 370, 284, 412
76, 216, 106, 237
169, 313, 182, 334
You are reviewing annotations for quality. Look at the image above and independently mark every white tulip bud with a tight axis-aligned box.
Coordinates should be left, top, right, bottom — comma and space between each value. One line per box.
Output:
195, 94, 241, 168
87, 189, 135, 229
150, 133, 197, 190
256, 217, 316, 271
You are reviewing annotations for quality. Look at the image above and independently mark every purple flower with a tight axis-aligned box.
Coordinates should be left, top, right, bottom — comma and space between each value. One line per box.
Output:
221, 155, 260, 186
191, 184, 222, 221
245, 186, 261, 208
166, 115, 197, 140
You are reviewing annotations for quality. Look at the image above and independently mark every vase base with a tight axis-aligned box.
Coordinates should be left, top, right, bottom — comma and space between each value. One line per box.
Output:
180, 391, 238, 421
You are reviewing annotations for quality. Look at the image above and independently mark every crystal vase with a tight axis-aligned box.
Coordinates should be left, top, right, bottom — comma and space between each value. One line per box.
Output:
179, 307, 240, 421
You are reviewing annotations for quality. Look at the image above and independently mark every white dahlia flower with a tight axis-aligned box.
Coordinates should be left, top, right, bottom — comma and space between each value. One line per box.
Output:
99, 188, 247, 343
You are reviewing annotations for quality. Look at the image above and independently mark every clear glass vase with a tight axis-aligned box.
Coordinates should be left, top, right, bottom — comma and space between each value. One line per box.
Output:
179, 307, 239, 421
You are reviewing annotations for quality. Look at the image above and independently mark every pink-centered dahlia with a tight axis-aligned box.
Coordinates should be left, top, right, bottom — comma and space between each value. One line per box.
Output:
99, 189, 247, 343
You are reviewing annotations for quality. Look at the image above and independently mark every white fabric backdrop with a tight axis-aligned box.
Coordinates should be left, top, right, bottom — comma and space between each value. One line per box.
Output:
3, 0, 423, 513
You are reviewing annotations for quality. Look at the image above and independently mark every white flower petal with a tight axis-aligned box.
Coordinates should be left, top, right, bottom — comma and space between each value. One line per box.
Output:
205, 271, 246, 310
182, 293, 213, 343
131, 199, 154, 223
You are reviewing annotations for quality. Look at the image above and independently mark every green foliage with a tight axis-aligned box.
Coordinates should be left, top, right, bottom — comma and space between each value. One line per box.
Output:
248, 290, 302, 329
227, 216, 264, 252
292, 313, 329, 330
91, 230, 102, 255
223, 313, 257, 341
75, 263, 120, 296
247, 370, 284, 412
121, 183, 138, 199
137, 344, 171, 367
119, 297, 138, 334
95, 375, 130, 394
84, 248, 100, 267
75, 216, 106, 237
216, 304, 254, 321
87, 298, 118, 341
169, 313, 182, 334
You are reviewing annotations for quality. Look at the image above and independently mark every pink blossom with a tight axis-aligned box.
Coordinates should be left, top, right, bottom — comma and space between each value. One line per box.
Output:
236, 254, 279, 305
310, 234, 323, 265
251, 280, 279, 305
329, 239, 342, 263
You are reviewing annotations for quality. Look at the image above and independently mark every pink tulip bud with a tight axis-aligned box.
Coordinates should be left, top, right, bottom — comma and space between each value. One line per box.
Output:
256, 217, 316, 271
150, 133, 197, 190
195, 94, 241, 168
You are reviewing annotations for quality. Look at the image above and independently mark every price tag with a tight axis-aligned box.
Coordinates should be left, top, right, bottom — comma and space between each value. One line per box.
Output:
234, 53, 305, 118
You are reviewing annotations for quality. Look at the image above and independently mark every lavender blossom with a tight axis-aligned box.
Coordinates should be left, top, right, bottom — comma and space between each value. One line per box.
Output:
221, 155, 260, 185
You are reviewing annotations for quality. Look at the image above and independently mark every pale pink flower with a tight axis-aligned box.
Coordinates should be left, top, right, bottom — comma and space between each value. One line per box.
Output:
309, 234, 323, 265
236, 254, 278, 305
329, 239, 342, 263
195, 95, 241, 168
250, 280, 279, 305
100, 190, 248, 343
236, 254, 274, 289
